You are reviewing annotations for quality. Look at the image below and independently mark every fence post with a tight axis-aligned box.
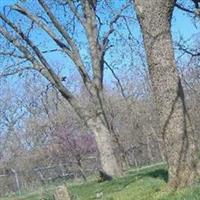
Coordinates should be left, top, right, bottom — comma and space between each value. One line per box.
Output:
11, 169, 21, 195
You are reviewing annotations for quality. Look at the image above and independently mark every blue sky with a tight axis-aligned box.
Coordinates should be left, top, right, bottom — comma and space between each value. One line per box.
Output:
0, 0, 199, 91
0, 0, 17, 9
0, 0, 199, 39
173, 7, 199, 40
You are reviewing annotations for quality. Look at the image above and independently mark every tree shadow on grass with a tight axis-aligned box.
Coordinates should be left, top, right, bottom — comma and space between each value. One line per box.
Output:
143, 169, 168, 182
107, 169, 168, 194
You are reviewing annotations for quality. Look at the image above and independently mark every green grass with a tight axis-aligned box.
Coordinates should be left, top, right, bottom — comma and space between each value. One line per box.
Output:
1, 164, 200, 200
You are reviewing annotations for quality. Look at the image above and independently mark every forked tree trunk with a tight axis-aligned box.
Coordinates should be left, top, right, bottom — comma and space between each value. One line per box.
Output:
0, 0, 124, 180
134, 0, 199, 188
88, 115, 123, 177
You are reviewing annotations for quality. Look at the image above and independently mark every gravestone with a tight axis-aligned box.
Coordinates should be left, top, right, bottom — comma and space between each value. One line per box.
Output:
53, 185, 71, 200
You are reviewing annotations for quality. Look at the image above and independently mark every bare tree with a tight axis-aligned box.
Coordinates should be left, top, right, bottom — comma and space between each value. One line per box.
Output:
0, 0, 130, 177
133, 0, 199, 188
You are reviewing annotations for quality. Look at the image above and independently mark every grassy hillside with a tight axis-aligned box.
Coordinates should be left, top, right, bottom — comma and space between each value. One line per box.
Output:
1, 164, 200, 200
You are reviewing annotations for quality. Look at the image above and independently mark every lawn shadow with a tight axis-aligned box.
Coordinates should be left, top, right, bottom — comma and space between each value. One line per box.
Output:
143, 169, 168, 182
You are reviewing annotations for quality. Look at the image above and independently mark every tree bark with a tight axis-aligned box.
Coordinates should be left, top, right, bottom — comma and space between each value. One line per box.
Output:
134, 0, 199, 188
88, 115, 123, 177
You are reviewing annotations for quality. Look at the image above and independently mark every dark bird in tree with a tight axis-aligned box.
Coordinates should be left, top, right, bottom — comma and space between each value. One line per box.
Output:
61, 76, 67, 82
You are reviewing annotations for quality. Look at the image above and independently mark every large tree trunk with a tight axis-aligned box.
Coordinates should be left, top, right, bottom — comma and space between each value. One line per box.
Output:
88, 115, 123, 177
134, 0, 199, 188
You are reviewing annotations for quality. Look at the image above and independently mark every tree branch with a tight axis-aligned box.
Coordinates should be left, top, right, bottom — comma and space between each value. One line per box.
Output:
81, 0, 103, 89
177, 42, 200, 57
104, 61, 126, 98
66, 0, 85, 26
11, 4, 93, 93
0, 25, 84, 113
175, 3, 194, 14
33, 0, 93, 92
101, 3, 130, 49
0, 66, 32, 78
0, 14, 92, 123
